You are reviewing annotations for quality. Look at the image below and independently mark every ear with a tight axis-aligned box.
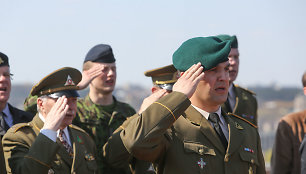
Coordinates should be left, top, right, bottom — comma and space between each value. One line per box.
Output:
151, 86, 159, 93
37, 98, 44, 112
303, 87, 306, 96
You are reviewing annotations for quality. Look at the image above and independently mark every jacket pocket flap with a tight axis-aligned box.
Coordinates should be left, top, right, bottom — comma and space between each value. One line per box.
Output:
184, 142, 216, 156
239, 151, 259, 165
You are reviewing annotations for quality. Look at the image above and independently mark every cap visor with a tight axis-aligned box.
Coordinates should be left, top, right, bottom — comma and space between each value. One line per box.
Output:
157, 83, 174, 91
48, 90, 80, 98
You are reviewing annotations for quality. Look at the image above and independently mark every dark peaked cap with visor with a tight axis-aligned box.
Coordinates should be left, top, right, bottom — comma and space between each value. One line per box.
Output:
30, 67, 82, 98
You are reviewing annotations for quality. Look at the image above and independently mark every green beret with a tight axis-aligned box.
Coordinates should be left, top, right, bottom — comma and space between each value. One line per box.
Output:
30, 67, 82, 97
172, 36, 231, 71
216, 34, 238, 48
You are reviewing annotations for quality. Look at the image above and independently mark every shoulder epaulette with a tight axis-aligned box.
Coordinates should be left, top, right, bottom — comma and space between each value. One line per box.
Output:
234, 84, 256, 96
227, 113, 257, 128
69, 124, 90, 136
12, 123, 32, 133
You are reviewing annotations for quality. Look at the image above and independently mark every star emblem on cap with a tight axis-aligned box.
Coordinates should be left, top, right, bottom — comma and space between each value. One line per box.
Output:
0, 57, 3, 64
64, 75, 75, 86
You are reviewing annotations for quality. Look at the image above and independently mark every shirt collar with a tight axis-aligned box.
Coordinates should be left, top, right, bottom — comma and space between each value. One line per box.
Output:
38, 112, 69, 137
228, 83, 234, 98
191, 105, 226, 126
3, 103, 11, 116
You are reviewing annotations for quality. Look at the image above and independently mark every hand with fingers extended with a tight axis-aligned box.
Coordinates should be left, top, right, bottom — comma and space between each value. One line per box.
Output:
138, 89, 168, 114
173, 62, 204, 98
42, 96, 69, 131
77, 63, 104, 90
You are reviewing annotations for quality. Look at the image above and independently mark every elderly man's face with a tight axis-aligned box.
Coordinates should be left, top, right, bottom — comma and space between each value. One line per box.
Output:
40, 96, 77, 129
0, 66, 11, 104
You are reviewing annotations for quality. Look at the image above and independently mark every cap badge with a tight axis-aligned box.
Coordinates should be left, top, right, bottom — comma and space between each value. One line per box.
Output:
197, 158, 206, 169
0, 57, 3, 64
147, 163, 156, 172
64, 75, 75, 86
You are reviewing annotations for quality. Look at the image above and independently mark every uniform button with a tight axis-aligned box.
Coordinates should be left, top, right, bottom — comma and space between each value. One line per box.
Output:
251, 159, 254, 164
199, 149, 203, 154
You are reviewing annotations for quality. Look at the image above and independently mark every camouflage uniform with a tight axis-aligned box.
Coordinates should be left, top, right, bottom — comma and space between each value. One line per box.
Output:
74, 94, 136, 174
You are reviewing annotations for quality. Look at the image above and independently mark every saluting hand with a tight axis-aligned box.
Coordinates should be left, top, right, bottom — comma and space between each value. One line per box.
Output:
42, 96, 69, 131
77, 63, 104, 90
173, 62, 204, 98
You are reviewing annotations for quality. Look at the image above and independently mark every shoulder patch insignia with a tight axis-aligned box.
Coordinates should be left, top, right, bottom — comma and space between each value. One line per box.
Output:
14, 123, 32, 133
69, 124, 89, 135
234, 84, 256, 96
227, 113, 257, 128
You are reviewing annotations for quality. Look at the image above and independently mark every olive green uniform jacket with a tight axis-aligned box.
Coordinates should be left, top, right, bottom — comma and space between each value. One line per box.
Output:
2, 115, 98, 174
0, 103, 34, 174
222, 84, 258, 126
271, 110, 306, 174
120, 92, 266, 174
103, 114, 156, 174
74, 95, 136, 174
0, 142, 5, 174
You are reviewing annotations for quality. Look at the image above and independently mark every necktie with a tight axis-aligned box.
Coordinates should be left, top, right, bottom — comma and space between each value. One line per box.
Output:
0, 112, 9, 134
224, 94, 233, 113
208, 113, 228, 149
59, 130, 73, 158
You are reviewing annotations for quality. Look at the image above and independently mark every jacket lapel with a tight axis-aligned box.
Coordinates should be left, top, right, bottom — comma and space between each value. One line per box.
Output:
232, 84, 239, 113
224, 114, 245, 155
185, 106, 225, 153
69, 127, 85, 172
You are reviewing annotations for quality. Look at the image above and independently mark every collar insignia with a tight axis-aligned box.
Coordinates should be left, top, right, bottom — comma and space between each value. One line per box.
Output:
235, 122, 244, 130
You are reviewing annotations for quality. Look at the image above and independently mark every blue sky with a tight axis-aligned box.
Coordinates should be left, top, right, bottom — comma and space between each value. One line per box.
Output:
1, 0, 306, 88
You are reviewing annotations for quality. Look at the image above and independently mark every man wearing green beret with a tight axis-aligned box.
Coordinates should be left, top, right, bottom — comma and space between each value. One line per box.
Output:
73, 44, 136, 174
103, 64, 179, 174
119, 36, 266, 173
217, 35, 258, 126
2, 67, 98, 174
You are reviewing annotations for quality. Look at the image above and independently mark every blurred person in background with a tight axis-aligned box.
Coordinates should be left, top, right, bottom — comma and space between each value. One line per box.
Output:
271, 71, 306, 174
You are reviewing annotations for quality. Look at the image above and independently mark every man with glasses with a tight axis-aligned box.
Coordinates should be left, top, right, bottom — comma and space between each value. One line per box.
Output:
0, 52, 34, 174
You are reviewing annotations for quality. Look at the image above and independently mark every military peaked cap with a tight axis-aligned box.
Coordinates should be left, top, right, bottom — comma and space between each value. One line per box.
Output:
144, 64, 179, 91
30, 67, 82, 97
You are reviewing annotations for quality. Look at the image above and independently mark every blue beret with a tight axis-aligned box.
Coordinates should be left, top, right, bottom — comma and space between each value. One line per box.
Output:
84, 44, 116, 63
172, 36, 231, 71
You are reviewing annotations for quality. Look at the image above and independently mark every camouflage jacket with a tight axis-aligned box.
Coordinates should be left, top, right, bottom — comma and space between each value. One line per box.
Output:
74, 95, 136, 174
